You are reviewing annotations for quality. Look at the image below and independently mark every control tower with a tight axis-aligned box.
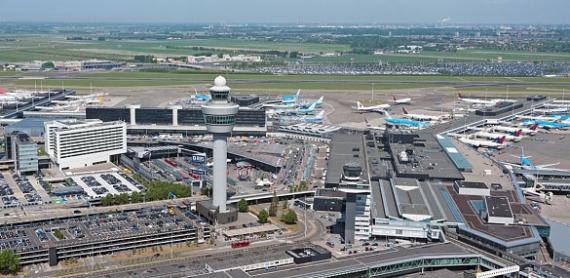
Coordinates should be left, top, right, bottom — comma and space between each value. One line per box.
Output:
201, 76, 239, 213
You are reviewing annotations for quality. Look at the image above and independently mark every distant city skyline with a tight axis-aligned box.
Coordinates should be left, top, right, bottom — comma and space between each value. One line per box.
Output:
0, 0, 569, 25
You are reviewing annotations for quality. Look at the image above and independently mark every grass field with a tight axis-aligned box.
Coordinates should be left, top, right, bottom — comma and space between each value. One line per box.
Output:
0, 36, 350, 62
2, 71, 569, 92
2, 35, 570, 65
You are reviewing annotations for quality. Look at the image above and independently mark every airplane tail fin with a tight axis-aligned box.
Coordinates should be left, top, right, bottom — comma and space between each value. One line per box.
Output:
515, 129, 522, 137
458, 92, 464, 99
402, 107, 409, 114
393, 96, 397, 101
317, 96, 324, 104
498, 136, 506, 144
530, 124, 538, 130
356, 101, 362, 109
295, 89, 301, 99
309, 102, 317, 110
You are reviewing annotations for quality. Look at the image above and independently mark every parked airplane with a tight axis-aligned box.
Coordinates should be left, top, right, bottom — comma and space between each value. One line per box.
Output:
354, 101, 390, 113
458, 136, 506, 149
393, 96, 412, 105
502, 147, 567, 172
384, 112, 428, 128
549, 114, 570, 120
401, 107, 447, 121
493, 124, 538, 136
67, 92, 108, 101
522, 120, 570, 129
302, 110, 325, 123
281, 102, 318, 115
189, 89, 209, 102
457, 93, 515, 106
280, 89, 301, 104
517, 114, 560, 122
475, 131, 522, 142
299, 96, 324, 108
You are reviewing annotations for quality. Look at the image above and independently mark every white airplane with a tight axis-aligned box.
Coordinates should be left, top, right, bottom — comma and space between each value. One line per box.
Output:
516, 114, 560, 122
458, 136, 506, 149
401, 107, 448, 121
457, 93, 516, 106
532, 107, 569, 114
393, 96, 412, 105
493, 124, 538, 136
67, 92, 108, 100
354, 101, 390, 113
474, 131, 522, 142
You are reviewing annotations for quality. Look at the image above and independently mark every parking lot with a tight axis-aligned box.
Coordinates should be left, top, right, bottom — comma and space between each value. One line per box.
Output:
72, 172, 142, 198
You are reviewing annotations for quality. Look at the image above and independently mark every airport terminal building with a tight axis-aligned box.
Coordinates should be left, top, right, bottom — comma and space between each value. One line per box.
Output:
86, 106, 267, 136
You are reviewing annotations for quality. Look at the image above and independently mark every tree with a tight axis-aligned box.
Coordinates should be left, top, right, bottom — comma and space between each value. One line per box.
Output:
0, 250, 20, 275
237, 199, 249, 213
200, 186, 211, 197
100, 194, 114, 206
130, 192, 142, 203
282, 200, 288, 210
281, 210, 298, 225
268, 191, 278, 217
258, 209, 269, 224
115, 193, 130, 205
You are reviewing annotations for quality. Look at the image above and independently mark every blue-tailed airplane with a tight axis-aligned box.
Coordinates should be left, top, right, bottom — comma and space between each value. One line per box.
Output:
384, 112, 428, 128
192, 89, 210, 102
502, 147, 567, 172
302, 110, 325, 122
278, 101, 318, 116
522, 119, 570, 129
299, 96, 324, 108
280, 89, 301, 104
548, 114, 570, 120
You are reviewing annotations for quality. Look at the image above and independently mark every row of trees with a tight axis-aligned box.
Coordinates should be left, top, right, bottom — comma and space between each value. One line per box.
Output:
257, 208, 297, 225
99, 179, 192, 206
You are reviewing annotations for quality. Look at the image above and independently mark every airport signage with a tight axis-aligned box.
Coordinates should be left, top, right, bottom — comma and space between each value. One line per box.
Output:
191, 153, 206, 164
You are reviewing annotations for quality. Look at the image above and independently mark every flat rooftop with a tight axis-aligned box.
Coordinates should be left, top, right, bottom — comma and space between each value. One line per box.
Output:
0, 207, 208, 255
446, 186, 536, 243
386, 132, 464, 180
458, 181, 489, 189
325, 132, 369, 186
486, 196, 513, 219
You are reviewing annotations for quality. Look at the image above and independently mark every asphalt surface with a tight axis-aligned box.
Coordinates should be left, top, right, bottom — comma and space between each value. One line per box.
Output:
2, 74, 570, 89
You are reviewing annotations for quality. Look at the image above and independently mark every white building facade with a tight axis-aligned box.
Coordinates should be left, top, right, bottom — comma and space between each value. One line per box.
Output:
44, 120, 127, 169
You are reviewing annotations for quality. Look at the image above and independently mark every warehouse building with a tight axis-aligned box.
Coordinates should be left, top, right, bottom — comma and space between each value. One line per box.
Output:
44, 119, 127, 169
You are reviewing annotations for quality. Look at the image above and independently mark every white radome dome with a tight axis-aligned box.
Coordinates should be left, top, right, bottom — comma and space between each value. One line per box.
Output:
214, 76, 226, 87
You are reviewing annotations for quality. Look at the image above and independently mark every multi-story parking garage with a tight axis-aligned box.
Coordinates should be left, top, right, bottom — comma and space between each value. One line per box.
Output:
2, 207, 210, 266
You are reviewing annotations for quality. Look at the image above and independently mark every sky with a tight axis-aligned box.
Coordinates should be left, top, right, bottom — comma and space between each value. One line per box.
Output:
0, 0, 568, 25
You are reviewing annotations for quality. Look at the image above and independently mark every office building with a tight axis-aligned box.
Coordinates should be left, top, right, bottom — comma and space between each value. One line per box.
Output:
44, 119, 127, 170
5, 131, 38, 174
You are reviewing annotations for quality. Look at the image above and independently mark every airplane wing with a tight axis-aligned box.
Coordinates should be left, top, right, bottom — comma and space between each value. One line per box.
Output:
536, 162, 560, 168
